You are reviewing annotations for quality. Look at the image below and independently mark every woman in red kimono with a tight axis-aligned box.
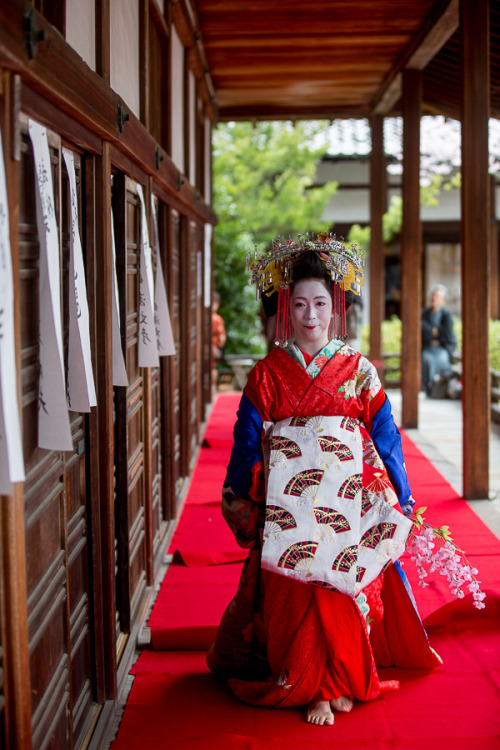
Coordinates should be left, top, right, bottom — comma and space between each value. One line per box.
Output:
207, 238, 440, 726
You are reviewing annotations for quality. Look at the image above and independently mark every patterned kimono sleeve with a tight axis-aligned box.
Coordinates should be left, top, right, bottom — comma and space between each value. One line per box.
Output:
356, 356, 414, 514
369, 395, 415, 515
356, 355, 385, 429
221, 392, 265, 549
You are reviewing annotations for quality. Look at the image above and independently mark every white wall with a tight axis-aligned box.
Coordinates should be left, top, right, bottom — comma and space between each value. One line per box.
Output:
66, 0, 95, 70
319, 158, 466, 224
110, 0, 140, 118
170, 26, 185, 173
204, 117, 211, 202
188, 71, 196, 186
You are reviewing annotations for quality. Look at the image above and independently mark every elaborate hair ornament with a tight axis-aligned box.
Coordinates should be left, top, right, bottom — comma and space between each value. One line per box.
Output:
246, 231, 364, 302
247, 231, 365, 347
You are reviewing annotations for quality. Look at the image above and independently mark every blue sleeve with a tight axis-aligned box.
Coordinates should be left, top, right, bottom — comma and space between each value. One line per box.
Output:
369, 394, 414, 515
224, 392, 263, 499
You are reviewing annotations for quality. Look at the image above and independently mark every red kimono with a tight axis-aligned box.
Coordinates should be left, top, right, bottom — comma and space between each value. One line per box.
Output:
208, 343, 441, 708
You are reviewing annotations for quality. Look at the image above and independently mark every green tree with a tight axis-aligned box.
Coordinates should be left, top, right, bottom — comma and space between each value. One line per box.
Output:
213, 121, 337, 354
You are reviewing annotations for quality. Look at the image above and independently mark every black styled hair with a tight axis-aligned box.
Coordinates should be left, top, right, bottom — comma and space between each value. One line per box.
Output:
290, 251, 332, 292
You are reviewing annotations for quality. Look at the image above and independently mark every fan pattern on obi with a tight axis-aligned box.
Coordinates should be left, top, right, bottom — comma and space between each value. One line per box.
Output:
261, 415, 413, 598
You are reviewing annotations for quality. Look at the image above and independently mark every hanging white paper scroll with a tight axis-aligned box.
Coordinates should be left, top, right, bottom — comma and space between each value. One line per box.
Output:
0, 125, 25, 493
136, 185, 159, 367
150, 194, 175, 356
28, 118, 73, 451
62, 148, 97, 412
110, 208, 128, 387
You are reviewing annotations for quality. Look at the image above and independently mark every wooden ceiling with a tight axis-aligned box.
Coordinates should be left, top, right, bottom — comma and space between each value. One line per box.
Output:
191, 0, 500, 121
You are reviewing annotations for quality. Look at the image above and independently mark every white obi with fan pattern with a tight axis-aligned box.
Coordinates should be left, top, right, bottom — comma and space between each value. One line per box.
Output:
261, 415, 413, 598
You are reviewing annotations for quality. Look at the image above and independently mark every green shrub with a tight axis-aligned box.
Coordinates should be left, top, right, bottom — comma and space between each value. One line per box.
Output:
361, 316, 401, 384
489, 319, 500, 372
452, 319, 500, 372
360, 316, 401, 355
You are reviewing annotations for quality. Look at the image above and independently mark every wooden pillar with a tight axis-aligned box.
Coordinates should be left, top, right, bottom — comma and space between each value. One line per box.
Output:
84, 154, 107, 705
401, 68, 422, 428
369, 115, 386, 366
0, 71, 32, 750
95, 0, 110, 84
139, 0, 150, 128
94, 141, 118, 697
461, 0, 490, 499
143, 177, 154, 587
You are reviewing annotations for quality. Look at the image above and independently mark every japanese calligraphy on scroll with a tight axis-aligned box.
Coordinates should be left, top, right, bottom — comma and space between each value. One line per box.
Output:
136, 185, 159, 367
110, 208, 128, 387
62, 148, 97, 412
28, 118, 73, 451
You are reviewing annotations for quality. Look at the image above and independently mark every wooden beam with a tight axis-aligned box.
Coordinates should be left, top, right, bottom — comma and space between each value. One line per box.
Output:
218, 104, 370, 121
372, 0, 458, 114
460, 0, 490, 499
401, 68, 422, 429
369, 115, 386, 368
0, 5, 216, 181
407, 0, 459, 69
372, 73, 402, 117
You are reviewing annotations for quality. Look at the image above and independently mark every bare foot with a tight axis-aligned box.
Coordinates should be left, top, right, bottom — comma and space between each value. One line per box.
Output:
330, 696, 354, 713
306, 700, 334, 726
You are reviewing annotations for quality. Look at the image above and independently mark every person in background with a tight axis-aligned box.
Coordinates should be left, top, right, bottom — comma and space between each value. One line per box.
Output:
212, 291, 227, 387
421, 284, 457, 397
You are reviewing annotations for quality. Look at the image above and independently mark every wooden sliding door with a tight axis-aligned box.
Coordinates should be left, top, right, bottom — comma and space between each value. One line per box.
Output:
112, 174, 148, 633
18, 124, 99, 748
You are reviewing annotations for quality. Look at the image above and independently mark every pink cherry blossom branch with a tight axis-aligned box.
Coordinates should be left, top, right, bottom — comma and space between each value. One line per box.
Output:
406, 506, 486, 609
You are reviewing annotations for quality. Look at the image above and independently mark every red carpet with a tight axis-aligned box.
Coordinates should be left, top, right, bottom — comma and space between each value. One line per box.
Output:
111, 392, 500, 749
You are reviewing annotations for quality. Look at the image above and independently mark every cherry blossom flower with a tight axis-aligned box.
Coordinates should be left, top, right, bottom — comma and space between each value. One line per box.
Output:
406, 507, 486, 609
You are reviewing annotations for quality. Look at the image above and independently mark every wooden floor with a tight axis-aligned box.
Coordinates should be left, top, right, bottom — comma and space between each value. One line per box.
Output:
387, 390, 500, 539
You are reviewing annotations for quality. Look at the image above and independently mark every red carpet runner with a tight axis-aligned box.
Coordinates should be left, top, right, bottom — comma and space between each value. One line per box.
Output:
111, 393, 500, 749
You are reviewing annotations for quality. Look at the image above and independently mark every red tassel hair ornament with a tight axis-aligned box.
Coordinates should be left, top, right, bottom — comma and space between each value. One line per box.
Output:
333, 281, 347, 340
275, 285, 292, 346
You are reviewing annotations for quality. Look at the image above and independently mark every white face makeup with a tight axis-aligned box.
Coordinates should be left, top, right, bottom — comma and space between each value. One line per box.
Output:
289, 278, 333, 356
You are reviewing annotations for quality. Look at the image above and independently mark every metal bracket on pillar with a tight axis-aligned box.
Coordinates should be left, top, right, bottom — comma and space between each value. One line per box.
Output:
177, 171, 185, 191
155, 145, 164, 170
117, 101, 130, 134
24, 9, 45, 60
